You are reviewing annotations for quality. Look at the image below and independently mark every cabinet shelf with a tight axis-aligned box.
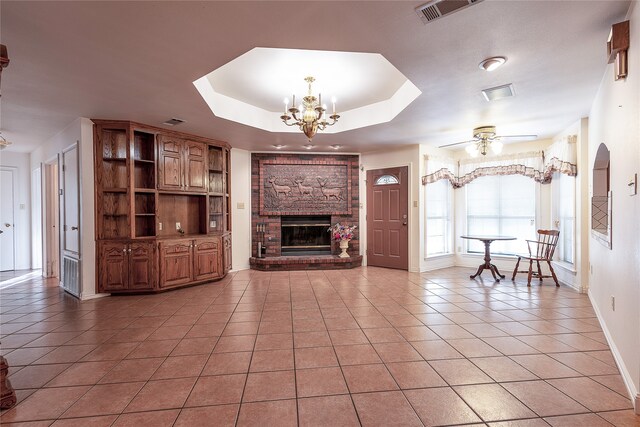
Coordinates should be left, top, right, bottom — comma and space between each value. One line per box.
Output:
104, 213, 128, 217
134, 188, 156, 193
103, 157, 127, 162
135, 213, 156, 217
134, 158, 155, 164
103, 188, 127, 193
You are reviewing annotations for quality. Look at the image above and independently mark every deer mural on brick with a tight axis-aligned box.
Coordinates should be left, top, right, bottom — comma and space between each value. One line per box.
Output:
294, 177, 314, 197
317, 178, 344, 201
268, 176, 292, 198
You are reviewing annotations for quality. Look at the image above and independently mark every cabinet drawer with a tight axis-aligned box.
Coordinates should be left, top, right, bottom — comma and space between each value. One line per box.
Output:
194, 238, 219, 252
160, 240, 193, 254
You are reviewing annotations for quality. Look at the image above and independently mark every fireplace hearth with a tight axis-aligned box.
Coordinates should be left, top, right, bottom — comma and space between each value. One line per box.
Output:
281, 215, 331, 256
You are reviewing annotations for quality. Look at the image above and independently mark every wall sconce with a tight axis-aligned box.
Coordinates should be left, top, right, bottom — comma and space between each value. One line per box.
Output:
607, 20, 629, 81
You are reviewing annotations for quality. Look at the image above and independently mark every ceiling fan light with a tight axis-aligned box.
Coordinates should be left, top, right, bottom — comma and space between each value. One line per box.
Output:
466, 144, 479, 157
491, 140, 503, 154
479, 56, 506, 72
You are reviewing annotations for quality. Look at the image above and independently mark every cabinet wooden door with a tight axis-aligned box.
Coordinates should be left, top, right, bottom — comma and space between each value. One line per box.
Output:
159, 240, 193, 288
193, 238, 221, 281
185, 141, 207, 193
99, 241, 128, 292
157, 135, 184, 191
129, 242, 156, 290
222, 233, 232, 273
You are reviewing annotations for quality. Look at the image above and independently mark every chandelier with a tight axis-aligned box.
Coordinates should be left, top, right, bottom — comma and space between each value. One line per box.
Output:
280, 76, 339, 142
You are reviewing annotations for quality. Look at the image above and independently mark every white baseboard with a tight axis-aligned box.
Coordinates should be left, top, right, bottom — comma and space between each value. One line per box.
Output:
421, 254, 456, 272
80, 292, 109, 301
588, 289, 638, 412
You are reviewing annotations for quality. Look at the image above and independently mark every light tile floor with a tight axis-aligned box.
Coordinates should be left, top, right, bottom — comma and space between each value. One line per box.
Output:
1, 267, 638, 426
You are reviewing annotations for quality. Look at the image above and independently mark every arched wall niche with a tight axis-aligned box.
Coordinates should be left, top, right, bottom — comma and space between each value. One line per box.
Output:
591, 143, 612, 248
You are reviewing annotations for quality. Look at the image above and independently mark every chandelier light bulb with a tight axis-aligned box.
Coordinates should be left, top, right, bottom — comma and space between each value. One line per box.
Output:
466, 144, 479, 157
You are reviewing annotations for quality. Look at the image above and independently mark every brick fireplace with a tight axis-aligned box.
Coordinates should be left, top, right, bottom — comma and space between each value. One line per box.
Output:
250, 153, 361, 269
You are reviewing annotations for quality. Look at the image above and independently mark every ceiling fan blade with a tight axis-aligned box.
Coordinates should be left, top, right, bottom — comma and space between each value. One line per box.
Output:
497, 134, 538, 140
438, 139, 476, 148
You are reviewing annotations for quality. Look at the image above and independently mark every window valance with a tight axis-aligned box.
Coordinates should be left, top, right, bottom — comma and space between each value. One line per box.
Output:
422, 139, 577, 188
421, 155, 457, 186
543, 134, 578, 179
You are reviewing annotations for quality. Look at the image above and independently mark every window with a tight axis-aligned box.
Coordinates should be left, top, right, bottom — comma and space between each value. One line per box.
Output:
552, 172, 575, 264
375, 174, 399, 185
425, 179, 452, 256
466, 175, 536, 255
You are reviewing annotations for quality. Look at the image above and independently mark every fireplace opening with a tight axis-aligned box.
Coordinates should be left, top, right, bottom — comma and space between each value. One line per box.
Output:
281, 215, 331, 256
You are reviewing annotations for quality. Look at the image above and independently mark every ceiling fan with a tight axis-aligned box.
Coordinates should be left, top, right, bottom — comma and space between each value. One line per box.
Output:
439, 125, 538, 156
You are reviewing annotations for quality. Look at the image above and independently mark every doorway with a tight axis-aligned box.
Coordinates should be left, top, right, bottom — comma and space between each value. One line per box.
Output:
43, 157, 60, 278
366, 166, 409, 270
0, 168, 16, 271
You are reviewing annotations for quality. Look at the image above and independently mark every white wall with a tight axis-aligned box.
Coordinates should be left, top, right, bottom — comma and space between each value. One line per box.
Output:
30, 118, 98, 299
230, 148, 252, 271
587, 1, 640, 410
360, 145, 420, 272
0, 151, 32, 270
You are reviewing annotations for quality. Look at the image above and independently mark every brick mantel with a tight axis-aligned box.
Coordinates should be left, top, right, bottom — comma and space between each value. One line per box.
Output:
251, 153, 360, 258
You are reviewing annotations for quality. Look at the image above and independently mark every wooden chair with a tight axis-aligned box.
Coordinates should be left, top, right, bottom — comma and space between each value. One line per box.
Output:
512, 229, 560, 286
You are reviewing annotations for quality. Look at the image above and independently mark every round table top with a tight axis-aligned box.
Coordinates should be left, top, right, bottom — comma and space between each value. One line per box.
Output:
460, 235, 517, 241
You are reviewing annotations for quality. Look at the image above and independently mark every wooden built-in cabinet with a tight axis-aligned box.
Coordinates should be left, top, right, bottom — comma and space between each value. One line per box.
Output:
93, 119, 232, 294
159, 237, 222, 288
98, 241, 156, 292
157, 136, 207, 193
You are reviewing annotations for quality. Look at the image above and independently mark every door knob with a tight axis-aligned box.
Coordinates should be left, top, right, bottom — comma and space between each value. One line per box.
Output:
0, 230, 3, 234
71, 226, 78, 231
4, 223, 10, 227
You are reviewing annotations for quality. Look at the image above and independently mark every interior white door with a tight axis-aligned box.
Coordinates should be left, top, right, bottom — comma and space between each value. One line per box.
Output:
0, 169, 16, 271
44, 161, 60, 278
62, 146, 80, 255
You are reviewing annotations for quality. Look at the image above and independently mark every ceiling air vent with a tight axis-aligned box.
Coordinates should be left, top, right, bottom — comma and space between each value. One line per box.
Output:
481, 83, 515, 102
416, 0, 485, 24
162, 118, 185, 126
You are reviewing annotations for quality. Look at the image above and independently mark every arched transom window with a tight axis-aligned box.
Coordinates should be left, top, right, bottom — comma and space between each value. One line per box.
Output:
375, 174, 399, 185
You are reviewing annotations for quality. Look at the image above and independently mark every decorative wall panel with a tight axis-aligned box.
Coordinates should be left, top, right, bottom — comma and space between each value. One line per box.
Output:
259, 160, 352, 215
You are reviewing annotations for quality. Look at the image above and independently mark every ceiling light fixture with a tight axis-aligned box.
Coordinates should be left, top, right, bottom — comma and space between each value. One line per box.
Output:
478, 56, 506, 72
281, 76, 340, 142
0, 132, 13, 150
272, 144, 285, 149
465, 126, 503, 157
330, 144, 342, 150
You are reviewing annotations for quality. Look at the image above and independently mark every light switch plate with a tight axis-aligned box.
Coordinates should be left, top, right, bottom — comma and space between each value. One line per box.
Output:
210, 220, 217, 228
237, 202, 245, 209
175, 222, 181, 230
628, 173, 637, 196
159, 222, 163, 231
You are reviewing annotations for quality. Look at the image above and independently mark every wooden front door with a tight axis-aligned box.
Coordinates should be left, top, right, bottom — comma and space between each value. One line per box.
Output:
366, 167, 408, 270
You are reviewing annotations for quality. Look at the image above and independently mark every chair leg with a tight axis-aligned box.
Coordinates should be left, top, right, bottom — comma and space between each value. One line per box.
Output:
527, 259, 533, 286
512, 257, 521, 281
536, 261, 543, 283
548, 261, 560, 287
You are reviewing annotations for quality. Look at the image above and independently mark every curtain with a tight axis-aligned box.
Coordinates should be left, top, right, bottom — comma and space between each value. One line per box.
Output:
422, 141, 578, 188
543, 134, 578, 179
422, 155, 458, 187
457, 151, 545, 186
